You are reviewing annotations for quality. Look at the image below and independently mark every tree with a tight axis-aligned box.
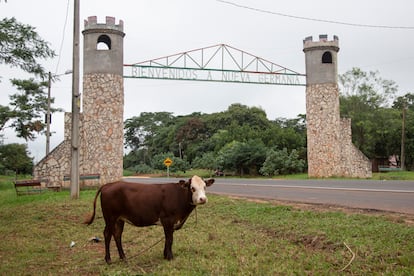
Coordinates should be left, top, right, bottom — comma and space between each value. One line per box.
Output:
393, 93, 414, 169
1, 17, 56, 140
339, 68, 399, 158
192, 152, 219, 171
124, 112, 174, 151
175, 116, 208, 162
0, 17, 55, 78
1, 78, 61, 140
339, 67, 397, 108
217, 140, 267, 176
0, 143, 33, 174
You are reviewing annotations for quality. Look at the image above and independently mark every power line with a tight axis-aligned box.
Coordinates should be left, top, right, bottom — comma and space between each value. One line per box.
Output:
54, 0, 71, 74
217, 0, 414, 30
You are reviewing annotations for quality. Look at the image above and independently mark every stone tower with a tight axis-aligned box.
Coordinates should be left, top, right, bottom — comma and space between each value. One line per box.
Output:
81, 16, 125, 184
303, 35, 371, 178
33, 16, 125, 186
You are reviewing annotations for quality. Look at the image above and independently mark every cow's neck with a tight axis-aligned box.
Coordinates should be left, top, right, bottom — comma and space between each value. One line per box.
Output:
172, 187, 197, 230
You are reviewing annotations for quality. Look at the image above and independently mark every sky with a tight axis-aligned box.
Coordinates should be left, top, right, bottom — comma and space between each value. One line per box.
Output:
1, 0, 413, 162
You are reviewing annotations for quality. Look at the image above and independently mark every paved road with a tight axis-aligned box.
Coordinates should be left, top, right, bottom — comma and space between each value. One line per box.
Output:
123, 177, 414, 215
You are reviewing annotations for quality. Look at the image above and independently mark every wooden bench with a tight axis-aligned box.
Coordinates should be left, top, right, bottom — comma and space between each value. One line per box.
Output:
14, 179, 46, 196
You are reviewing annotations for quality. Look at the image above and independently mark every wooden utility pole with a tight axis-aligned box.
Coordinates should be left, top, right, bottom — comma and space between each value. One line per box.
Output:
401, 103, 406, 170
46, 72, 51, 156
70, 0, 80, 199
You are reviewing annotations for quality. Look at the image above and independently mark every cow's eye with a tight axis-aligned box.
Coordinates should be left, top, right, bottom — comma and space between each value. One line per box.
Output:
191, 187, 196, 193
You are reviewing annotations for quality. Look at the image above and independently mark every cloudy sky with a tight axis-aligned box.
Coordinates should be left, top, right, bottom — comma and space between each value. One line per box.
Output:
1, 0, 413, 161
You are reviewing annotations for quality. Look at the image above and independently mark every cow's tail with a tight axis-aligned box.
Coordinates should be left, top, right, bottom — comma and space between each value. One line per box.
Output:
84, 186, 103, 225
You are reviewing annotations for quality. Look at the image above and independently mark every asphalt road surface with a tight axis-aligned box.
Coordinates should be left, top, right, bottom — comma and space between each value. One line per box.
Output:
124, 177, 414, 215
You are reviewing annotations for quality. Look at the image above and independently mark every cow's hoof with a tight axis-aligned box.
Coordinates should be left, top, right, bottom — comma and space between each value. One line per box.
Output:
120, 257, 127, 263
164, 254, 174, 261
105, 258, 112, 264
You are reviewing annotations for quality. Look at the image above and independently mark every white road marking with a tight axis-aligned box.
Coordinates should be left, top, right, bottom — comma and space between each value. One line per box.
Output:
217, 183, 414, 193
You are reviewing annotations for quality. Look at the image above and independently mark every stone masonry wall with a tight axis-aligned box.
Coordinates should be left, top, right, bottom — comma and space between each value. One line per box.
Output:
339, 118, 372, 178
33, 113, 80, 187
306, 83, 342, 177
306, 83, 371, 178
82, 73, 124, 185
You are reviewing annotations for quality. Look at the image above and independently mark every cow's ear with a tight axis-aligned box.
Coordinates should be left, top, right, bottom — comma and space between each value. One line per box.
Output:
179, 180, 189, 189
205, 178, 215, 187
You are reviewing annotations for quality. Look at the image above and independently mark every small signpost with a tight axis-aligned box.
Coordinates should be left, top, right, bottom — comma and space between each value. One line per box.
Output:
164, 157, 173, 178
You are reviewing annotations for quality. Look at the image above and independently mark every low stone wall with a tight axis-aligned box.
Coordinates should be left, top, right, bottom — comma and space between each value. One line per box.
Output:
339, 118, 372, 178
33, 113, 74, 187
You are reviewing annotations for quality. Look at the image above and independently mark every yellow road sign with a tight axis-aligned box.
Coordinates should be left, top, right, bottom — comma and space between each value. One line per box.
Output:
164, 157, 173, 167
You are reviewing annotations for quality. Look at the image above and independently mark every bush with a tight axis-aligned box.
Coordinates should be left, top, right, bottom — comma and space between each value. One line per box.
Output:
192, 152, 218, 170
217, 140, 267, 176
132, 163, 153, 174
260, 148, 305, 176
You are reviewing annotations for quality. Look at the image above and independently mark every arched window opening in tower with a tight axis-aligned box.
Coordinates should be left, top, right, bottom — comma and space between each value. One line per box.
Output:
97, 35, 111, 50
322, 51, 332, 64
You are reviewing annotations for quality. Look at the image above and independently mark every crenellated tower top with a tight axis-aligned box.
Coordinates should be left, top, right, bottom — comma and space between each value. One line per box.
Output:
303, 34, 339, 51
84, 16, 124, 33
303, 34, 339, 85
82, 16, 125, 75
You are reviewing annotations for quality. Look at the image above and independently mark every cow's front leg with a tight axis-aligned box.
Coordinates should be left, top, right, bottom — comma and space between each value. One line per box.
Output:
162, 223, 174, 260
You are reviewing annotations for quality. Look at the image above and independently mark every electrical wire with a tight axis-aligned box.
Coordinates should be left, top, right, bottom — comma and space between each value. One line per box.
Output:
217, 0, 414, 30
54, 0, 71, 74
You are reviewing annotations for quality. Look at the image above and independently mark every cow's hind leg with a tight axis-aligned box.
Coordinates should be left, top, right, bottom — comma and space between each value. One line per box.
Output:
103, 223, 114, 264
114, 219, 126, 261
162, 223, 174, 260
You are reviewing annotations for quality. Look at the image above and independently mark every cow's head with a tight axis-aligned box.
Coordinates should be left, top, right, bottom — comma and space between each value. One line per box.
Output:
181, 175, 214, 205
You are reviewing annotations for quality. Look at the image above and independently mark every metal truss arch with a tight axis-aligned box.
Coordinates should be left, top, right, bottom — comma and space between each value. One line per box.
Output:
124, 44, 305, 86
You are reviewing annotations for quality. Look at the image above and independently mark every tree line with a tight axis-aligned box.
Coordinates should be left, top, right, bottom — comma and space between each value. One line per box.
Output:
124, 104, 307, 176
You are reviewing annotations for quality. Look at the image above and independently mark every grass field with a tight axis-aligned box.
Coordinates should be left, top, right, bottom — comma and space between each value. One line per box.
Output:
127, 169, 414, 181
1, 176, 414, 275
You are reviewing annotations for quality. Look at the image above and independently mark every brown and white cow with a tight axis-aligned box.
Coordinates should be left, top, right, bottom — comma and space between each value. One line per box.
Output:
84, 175, 214, 263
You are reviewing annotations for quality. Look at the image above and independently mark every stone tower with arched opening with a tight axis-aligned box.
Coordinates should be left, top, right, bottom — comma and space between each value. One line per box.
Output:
34, 16, 125, 186
81, 16, 125, 185
303, 35, 371, 178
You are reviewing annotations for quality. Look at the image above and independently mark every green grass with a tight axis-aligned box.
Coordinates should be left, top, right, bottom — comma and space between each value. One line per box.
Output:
372, 171, 414, 180
0, 175, 413, 275
124, 168, 414, 181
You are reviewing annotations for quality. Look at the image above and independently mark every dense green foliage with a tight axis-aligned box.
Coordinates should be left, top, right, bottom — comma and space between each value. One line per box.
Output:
339, 68, 414, 169
0, 143, 33, 174
260, 148, 305, 176
124, 104, 307, 176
